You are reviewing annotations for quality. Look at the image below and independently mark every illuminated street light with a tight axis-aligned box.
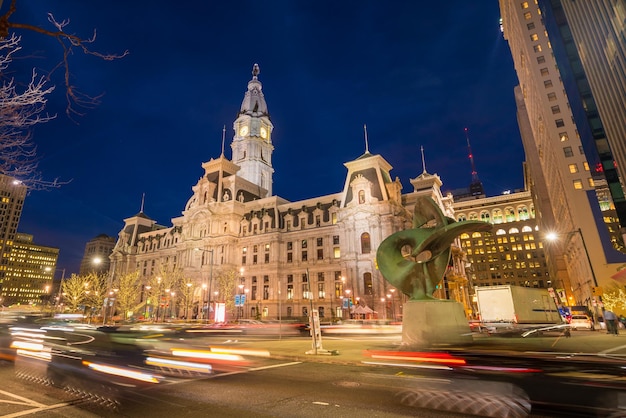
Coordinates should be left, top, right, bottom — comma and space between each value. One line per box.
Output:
546, 228, 599, 323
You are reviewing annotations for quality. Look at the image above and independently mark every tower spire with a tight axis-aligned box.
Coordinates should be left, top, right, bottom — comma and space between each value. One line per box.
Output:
421, 146, 427, 174
465, 127, 485, 197
221, 125, 226, 157
364, 124, 370, 154
140, 193, 145, 213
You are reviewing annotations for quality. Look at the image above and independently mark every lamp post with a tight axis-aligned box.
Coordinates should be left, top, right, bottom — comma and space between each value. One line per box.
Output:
546, 228, 599, 324
389, 288, 396, 321
186, 282, 192, 321
145, 285, 152, 320
345, 289, 351, 319
45, 267, 66, 312
194, 248, 214, 324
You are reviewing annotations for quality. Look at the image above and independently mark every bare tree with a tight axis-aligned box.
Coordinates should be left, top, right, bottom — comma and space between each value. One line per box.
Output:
0, 1, 127, 189
0, 0, 128, 118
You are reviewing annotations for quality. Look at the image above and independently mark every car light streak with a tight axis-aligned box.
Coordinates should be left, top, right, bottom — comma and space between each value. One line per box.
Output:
209, 346, 270, 358
146, 356, 213, 373
362, 360, 453, 370
82, 361, 161, 383
15, 349, 51, 361
364, 350, 467, 365
11, 341, 44, 351
170, 348, 244, 362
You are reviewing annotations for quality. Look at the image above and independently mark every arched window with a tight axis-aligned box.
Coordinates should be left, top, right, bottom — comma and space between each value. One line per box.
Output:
460, 233, 470, 239
492, 209, 503, 223
363, 272, 373, 295
495, 229, 506, 235
361, 232, 371, 254
471, 232, 482, 238
509, 227, 520, 234
518, 206, 529, 220
505, 207, 515, 222
358, 190, 365, 204
468, 212, 478, 220
521, 226, 533, 232
457, 214, 467, 221
480, 211, 491, 222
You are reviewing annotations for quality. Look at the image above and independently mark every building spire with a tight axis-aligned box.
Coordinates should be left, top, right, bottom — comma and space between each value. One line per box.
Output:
221, 125, 226, 157
364, 124, 370, 154
140, 193, 145, 213
421, 145, 427, 174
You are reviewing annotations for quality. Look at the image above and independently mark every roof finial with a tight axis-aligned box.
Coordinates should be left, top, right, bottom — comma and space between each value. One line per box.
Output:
140, 193, 145, 213
364, 124, 370, 154
421, 145, 427, 174
252, 63, 260, 79
221, 125, 226, 157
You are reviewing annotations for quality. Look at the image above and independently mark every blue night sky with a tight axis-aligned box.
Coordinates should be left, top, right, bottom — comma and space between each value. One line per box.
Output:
10, 1, 521, 274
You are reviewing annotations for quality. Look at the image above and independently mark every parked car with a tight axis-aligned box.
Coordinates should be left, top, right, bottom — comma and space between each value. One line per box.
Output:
569, 315, 593, 330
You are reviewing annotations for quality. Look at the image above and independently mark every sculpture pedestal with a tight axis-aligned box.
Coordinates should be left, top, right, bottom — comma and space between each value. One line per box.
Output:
402, 300, 472, 348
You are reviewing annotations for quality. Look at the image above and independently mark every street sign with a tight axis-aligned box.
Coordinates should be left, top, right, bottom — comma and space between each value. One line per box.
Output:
241, 295, 246, 304
235, 294, 241, 306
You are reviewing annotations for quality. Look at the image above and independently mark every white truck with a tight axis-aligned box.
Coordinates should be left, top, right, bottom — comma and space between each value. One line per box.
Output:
475, 285, 564, 332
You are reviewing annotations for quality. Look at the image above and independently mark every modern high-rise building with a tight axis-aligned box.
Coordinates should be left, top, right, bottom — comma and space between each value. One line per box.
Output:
4, 232, 58, 305
109, 65, 476, 321
79, 234, 116, 275
499, 0, 626, 312
0, 174, 27, 301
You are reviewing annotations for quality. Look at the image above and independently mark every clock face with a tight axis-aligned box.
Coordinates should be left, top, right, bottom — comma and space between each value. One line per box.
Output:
239, 126, 248, 136
260, 127, 268, 139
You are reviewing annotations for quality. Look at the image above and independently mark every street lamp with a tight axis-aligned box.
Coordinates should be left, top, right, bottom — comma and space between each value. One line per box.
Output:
45, 266, 66, 312
194, 248, 214, 323
145, 285, 152, 320
186, 282, 192, 321
546, 228, 599, 323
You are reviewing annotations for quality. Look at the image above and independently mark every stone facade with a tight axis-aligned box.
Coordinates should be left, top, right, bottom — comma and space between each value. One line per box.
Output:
109, 65, 466, 321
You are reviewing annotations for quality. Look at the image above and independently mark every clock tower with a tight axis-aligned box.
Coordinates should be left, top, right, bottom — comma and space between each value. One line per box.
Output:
231, 64, 274, 197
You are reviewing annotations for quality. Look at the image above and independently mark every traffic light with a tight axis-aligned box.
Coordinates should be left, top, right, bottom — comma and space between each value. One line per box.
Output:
592, 286, 603, 296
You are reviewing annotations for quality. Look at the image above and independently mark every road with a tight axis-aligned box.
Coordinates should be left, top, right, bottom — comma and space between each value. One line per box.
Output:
0, 330, 624, 417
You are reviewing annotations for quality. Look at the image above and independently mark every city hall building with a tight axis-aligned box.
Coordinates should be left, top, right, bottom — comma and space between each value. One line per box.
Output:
109, 65, 533, 321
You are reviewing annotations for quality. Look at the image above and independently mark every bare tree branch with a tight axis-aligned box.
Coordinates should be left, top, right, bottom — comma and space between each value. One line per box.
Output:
0, 0, 129, 119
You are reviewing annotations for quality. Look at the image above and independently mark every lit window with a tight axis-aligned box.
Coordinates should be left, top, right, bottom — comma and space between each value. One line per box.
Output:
521, 1, 529, 8
530, 33, 539, 41
559, 132, 568, 141
568, 164, 578, 173
533, 44, 542, 52
573, 179, 583, 189
524, 12, 531, 19
333, 247, 340, 258
555, 119, 565, 127
544, 80, 553, 88
583, 161, 590, 171
588, 178, 595, 187
537, 55, 545, 63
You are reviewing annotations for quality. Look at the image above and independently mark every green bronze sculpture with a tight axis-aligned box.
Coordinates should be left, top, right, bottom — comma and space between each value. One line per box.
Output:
377, 196, 492, 300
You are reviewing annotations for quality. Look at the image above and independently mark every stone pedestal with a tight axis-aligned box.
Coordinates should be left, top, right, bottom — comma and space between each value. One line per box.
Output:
402, 300, 472, 348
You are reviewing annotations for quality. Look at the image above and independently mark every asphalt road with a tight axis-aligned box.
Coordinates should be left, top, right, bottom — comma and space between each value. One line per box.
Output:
0, 330, 624, 418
